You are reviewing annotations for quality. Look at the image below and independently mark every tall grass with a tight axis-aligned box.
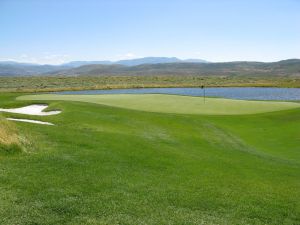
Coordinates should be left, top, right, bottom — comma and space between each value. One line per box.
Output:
0, 117, 23, 153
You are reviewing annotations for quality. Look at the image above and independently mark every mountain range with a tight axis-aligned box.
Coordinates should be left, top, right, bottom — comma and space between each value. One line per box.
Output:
0, 57, 209, 76
0, 57, 299, 77
62, 57, 208, 67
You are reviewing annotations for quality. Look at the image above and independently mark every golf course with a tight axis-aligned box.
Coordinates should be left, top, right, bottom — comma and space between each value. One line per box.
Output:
2, 0, 300, 223
1, 92, 300, 224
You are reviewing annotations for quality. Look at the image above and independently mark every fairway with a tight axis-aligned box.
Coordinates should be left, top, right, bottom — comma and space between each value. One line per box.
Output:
1, 93, 300, 224
18, 94, 300, 115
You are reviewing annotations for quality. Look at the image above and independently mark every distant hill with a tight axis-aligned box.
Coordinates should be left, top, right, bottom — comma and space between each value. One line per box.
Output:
62, 57, 209, 67
115, 57, 208, 66
0, 57, 208, 76
50, 59, 300, 77
183, 59, 209, 63
116, 57, 181, 66
62, 61, 112, 67
0, 62, 68, 76
0, 58, 299, 77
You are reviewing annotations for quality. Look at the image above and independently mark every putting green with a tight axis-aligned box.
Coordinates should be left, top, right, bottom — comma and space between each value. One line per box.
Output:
18, 94, 300, 115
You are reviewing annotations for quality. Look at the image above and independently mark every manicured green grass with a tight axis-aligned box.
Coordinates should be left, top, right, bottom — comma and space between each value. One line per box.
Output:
0, 93, 299, 224
18, 94, 300, 115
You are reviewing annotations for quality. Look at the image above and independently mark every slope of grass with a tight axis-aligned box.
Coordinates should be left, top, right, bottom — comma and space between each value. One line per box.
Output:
0, 93, 299, 224
0, 117, 18, 144
0, 116, 24, 154
18, 94, 300, 115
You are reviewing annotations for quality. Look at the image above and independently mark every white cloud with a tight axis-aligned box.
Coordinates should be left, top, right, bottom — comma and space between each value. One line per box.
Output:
0, 58, 18, 62
115, 52, 137, 60
40, 53, 70, 64
20, 54, 29, 58
2, 53, 72, 65
124, 52, 135, 58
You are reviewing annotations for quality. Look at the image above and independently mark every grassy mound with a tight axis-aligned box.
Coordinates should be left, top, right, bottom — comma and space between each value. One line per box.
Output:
18, 93, 300, 115
0, 117, 23, 153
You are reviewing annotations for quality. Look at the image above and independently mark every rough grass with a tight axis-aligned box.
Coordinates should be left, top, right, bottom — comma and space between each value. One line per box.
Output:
18, 94, 300, 115
0, 93, 299, 224
0, 117, 22, 153
0, 117, 19, 145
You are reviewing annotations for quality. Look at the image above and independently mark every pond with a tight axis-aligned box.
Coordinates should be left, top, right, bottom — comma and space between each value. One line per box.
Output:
56, 87, 300, 101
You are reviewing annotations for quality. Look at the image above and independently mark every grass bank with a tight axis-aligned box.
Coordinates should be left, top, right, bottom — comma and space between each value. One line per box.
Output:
0, 116, 29, 154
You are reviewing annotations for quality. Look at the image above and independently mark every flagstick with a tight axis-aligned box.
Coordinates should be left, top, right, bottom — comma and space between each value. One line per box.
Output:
203, 85, 206, 103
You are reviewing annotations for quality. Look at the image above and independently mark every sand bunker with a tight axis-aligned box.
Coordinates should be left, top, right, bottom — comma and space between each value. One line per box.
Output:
7, 118, 54, 125
0, 104, 61, 116
0, 104, 59, 125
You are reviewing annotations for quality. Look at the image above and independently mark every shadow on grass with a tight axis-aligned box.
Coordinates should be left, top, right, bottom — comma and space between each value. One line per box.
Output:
0, 143, 23, 155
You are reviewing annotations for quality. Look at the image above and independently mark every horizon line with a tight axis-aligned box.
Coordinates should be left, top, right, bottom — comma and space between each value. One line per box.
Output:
0, 57, 299, 66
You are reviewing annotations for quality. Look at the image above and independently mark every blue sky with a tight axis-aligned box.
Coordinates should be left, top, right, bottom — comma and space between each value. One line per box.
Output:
1, 0, 299, 64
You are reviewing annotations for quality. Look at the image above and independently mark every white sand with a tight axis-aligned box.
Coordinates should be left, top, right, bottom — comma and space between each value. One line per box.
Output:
7, 118, 54, 125
0, 104, 61, 116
